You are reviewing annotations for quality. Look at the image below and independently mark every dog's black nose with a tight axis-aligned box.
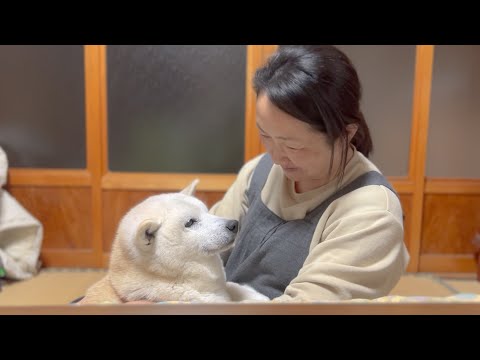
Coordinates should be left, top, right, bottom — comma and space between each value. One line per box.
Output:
226, 220, 238, 233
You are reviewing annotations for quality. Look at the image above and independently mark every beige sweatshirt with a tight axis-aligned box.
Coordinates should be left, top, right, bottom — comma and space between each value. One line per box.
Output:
210, 148, 410, 302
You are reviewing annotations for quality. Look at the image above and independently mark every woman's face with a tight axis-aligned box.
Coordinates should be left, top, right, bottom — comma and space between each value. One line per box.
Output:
256, 93, 351, 189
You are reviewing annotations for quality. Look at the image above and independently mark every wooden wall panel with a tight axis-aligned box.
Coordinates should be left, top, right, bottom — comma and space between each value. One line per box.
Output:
398, 194, 412, 255
7, 186, 92, 250
421, 194, 480, 254
40, 250, 99, 268
194, 191, 225, 209
419, 254, 477, 273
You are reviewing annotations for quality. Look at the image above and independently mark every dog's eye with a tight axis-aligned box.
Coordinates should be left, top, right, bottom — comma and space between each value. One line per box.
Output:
184, 218, 197, 228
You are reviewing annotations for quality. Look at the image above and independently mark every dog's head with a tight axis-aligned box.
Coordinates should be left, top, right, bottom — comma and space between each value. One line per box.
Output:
115, 180, 238, 273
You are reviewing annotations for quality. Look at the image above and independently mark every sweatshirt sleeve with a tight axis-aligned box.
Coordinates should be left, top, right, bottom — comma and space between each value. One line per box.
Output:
209, 154, 263, 224
273, 186, 410, 302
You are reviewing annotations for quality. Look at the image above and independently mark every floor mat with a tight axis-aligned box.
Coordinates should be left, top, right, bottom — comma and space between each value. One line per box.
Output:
441, 279, 480, 294
389, 274, 455, 297
1, 269, 479, 306
0, 269, 106, 306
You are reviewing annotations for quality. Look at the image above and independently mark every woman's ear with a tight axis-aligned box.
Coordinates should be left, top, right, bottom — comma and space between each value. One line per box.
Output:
346, 124, 358, 142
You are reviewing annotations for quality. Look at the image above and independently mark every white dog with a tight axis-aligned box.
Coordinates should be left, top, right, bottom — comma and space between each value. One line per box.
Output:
80, 180, 268, 304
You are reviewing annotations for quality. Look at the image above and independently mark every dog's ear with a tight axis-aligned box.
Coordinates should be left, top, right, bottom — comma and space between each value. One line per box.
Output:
135, 219, 161, 250
180, 178, 199, 196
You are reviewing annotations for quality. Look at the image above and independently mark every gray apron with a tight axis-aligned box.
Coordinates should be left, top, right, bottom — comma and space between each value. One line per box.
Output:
224, 153, 398, 299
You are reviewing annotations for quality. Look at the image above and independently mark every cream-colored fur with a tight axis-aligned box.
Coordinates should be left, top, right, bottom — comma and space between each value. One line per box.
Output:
80, 180, 268, 304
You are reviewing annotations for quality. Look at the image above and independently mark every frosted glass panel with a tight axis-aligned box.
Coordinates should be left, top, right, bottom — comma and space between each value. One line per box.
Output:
0, 45, 86, 168
427, 45, 480, 178
107, 45, 246, 173
336, 45, 415, 176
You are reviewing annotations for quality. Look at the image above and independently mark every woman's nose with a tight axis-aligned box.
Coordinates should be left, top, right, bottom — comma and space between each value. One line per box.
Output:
269, 146, 287, 165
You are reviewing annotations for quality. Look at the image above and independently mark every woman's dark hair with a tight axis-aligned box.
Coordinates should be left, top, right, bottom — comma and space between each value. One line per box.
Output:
253, 45, 373, 182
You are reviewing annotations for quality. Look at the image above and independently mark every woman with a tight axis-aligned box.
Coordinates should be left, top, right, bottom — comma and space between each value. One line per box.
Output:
210, 45, 409, 302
